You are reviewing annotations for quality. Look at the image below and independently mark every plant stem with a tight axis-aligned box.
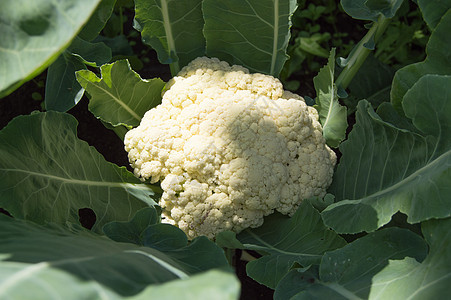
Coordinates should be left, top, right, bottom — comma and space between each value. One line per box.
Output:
335, 16, 391, 90
169, 62, 180, 76
223, 248, 236, 266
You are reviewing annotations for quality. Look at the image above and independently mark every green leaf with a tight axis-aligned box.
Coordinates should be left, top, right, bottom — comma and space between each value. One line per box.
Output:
417, 0, 451, 30
0, 214, 231, 298
274, 227, 427, 300
94, 34, 134, 57
130, 269, 240, 300
323, 75, 451, 234
203, 0, 298, 77
68, 37, 113, 67
217, 201, 346, 289
78, 0, 117, 41
341, 0, 404, 21
0, 0, 102, 97
76, 59, 166, 128
103, 207, 160, 245
45, 37, 112, 112
314, 48, 348, 148
375, 102, 418, 133
44, 54, 86, 112
369, 218, 451, 299
134, 0, 205, 75
0, 112, 156, 233
391, 10, 451, 113
306, 194, 335, 213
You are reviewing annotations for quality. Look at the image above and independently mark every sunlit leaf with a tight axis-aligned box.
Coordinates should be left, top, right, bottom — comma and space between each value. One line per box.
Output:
314, 48, 347, 147
76, 60, 165, 128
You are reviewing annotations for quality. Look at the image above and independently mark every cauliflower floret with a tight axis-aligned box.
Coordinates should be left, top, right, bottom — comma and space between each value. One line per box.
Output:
124, 57, 336, 239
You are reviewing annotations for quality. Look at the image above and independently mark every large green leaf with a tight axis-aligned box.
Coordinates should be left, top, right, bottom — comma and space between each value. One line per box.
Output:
134, 0, 205, 75
45, 37, 112, 112
203, 0, 298, 76
216, 201, 346, 289
76, 59, 166, 128
369, 218, 451, 299
0, 112, 156, 233
0, 214, 232, 299
340, 0, 404, 21
0, 0, 102, 97
322, 75, 451, 234
274, 228, 427, 300
313, 48, 347, 148
391, 10, 451, 113
417, 0, 451, 30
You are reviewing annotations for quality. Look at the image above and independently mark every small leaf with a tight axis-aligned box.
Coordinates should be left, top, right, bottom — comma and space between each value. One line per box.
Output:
78, 0, 117, 41
103, 207, 160, 245
274, 228, 427, 300
340, 0, 404, 21
0, 215, 230, 298
217, 201, 346, 289
369, 218, 451, 299
203, 0, 298, 77
0, 0, 102, 97
391, 10, 451, 113
45, 37, 112, 112
44, 53, 86, 112
68, 37, 112, 67
314, 48, 347, 148
306, 194, 335, 212
323, 75, 451, 234
0, 112, 157, 233
76, 59, 165, 128
133, 0, 205, 75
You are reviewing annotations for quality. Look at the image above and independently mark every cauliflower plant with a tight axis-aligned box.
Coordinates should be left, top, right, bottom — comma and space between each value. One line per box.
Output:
124, 57, 336, 239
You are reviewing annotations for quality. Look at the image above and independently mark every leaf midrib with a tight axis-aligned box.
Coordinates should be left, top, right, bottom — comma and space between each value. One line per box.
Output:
1, 168, 149, 190
270, 0, 279, 75
87, 79, 141, 121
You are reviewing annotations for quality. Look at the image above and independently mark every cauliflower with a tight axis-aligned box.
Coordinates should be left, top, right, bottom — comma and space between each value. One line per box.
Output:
124, 57, 336, 239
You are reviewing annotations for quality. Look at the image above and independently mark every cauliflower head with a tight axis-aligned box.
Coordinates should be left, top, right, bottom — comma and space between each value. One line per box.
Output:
124, 57, 336, 239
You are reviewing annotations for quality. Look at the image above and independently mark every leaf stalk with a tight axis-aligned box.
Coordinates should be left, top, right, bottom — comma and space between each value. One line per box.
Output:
335, 15, 391, 90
